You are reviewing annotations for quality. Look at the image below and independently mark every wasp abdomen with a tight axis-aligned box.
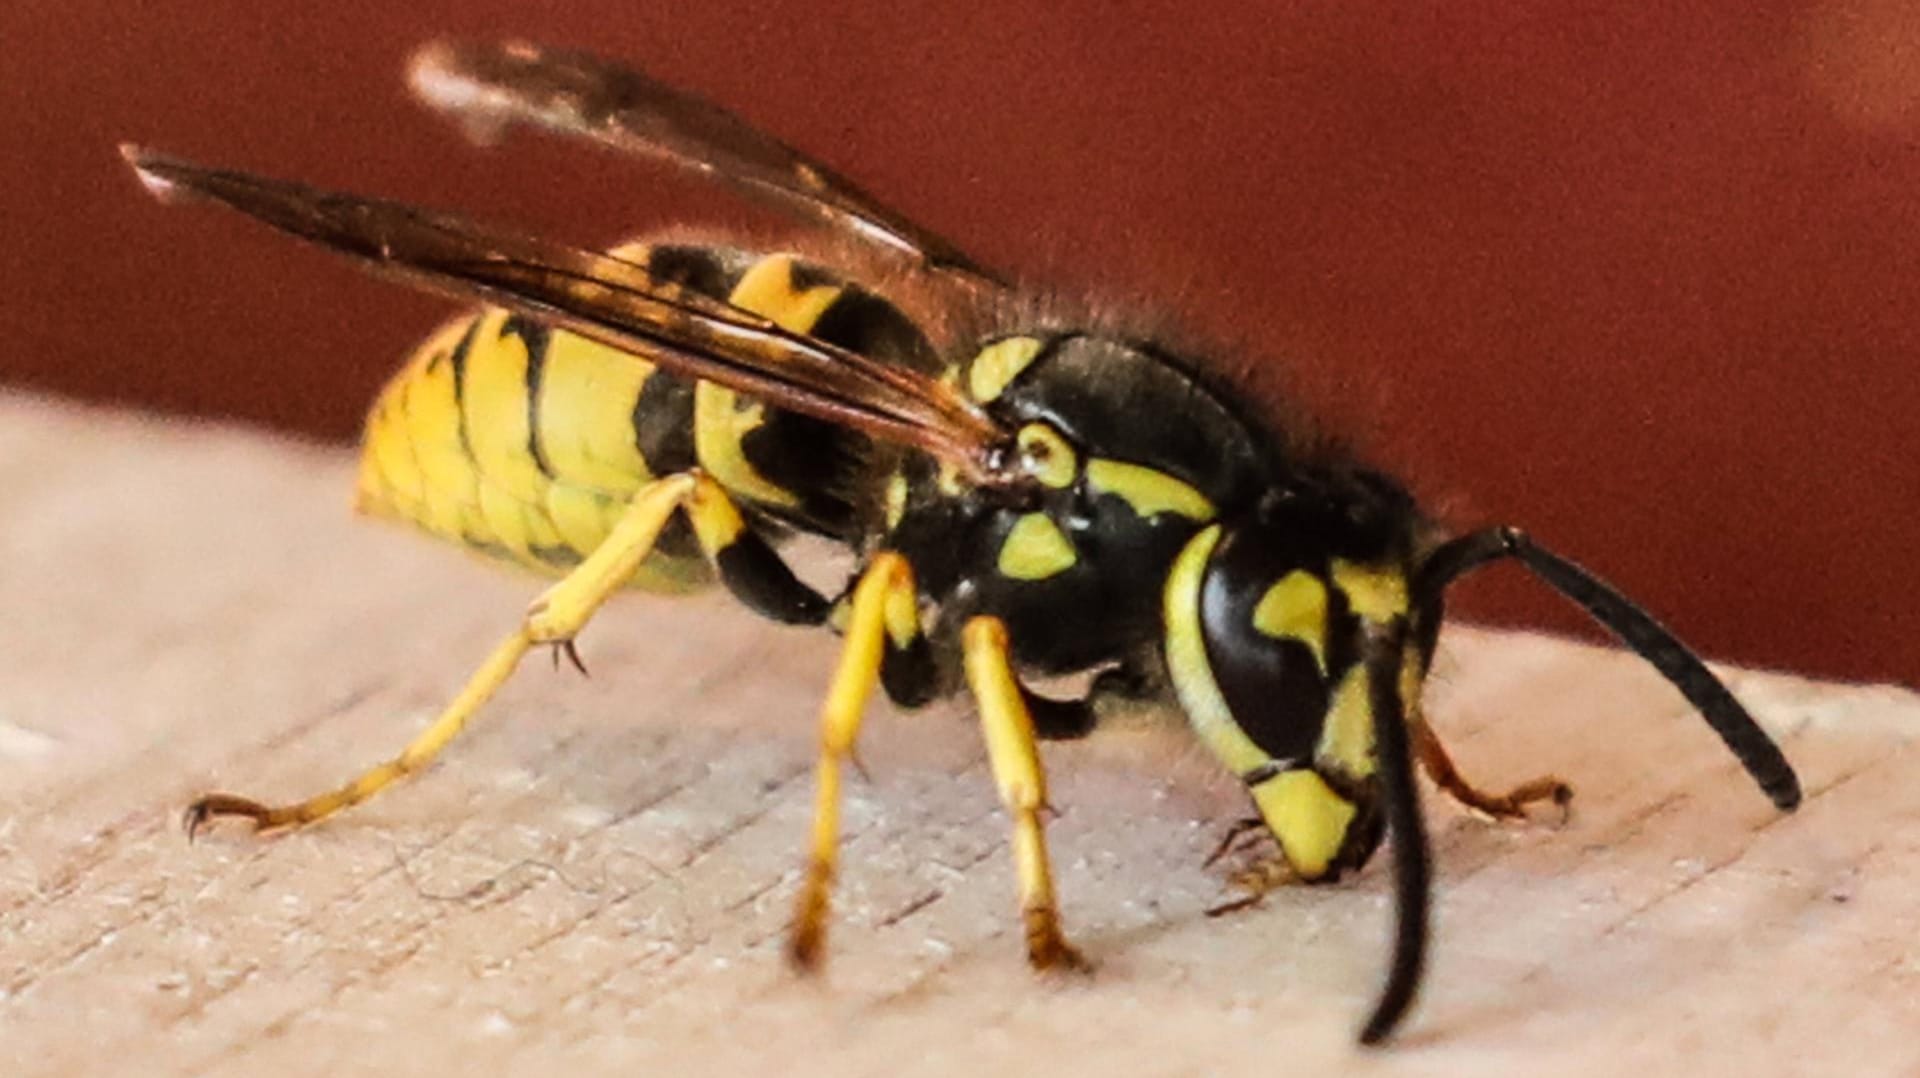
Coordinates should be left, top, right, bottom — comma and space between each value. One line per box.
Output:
355, 244, 939, 589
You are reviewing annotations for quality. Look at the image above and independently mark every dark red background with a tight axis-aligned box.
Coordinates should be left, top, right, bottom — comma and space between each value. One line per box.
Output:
5, 3, 1915, 684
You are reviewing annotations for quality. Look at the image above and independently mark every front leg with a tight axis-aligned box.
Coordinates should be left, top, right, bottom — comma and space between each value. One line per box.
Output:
1410, 711, 1572, 821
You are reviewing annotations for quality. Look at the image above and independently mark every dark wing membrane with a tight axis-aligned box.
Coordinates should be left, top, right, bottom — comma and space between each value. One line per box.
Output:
123, 146, 1015, 484
408, 39, 1005, 290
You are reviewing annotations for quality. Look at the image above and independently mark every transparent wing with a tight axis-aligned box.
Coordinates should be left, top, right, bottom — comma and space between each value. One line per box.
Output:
408, 39, 1005, 290
123, 146, 1017, 486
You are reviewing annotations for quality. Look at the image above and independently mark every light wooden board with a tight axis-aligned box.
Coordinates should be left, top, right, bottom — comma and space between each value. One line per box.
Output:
0, 396, 1914, 1077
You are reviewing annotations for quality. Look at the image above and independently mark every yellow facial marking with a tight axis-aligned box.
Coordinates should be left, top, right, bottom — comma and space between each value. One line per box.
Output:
1249, 769, 1358, 880
1251, 570, 1329, 671
967, 336, 1045, 402
1319, 665, 1379, 779
1017, 424, 1078, 489
1331, 559, 1409, 622
1162, 527, 1272, 777
997, 513, 1078, 581
1085, 459, 1214, 520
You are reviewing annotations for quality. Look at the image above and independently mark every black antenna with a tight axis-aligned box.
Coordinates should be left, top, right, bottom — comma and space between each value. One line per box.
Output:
1358, 618, 1430, 1046
1415, 527, 1800, 811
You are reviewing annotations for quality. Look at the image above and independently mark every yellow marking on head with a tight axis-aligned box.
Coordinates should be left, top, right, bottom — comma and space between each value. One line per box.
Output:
1162, 526, 1273, 777
1331, 559, 1409, 622
1251, 570, 1329, 672
1319, 665, 1379, 779
967, 336, 1045, 402
1017, 423, 1078, 489
1085, 459, 1215, 520
1249, 769, 1358, 880
997, 513, 1078, 581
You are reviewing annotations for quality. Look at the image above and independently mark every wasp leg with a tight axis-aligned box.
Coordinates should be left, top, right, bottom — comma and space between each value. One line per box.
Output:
1205, 855, 1298, 918
1408, 711, 1572, 821
789, 552, 920, 969
961, 616, 1089, 971
186, 472, 812, 836
690, 486, 832, 628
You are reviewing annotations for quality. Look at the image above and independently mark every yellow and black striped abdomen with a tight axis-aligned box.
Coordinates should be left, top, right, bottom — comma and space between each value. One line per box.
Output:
355, 244, 937, 590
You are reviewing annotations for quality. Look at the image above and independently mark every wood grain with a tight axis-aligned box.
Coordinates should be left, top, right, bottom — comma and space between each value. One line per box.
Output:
1, 396, 1914, 1077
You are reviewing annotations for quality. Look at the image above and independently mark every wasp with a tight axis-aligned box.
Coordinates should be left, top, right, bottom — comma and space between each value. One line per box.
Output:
123, 39, 1800, 1044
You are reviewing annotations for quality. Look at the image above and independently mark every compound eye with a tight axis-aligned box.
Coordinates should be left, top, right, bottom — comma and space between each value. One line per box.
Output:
1164, 525, 1330, 778
1198, 528, 1333, 766
1015, 422, 1078, 489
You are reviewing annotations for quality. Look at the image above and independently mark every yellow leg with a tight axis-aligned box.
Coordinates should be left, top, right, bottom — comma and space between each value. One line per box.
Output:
187, 473, 710, 837
787, 552, 918, 969
961, 616, 1087, 971
1409, 711, 1572, 821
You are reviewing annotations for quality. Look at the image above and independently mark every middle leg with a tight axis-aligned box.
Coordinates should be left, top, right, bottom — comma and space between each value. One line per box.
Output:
960, 615, 1088, 971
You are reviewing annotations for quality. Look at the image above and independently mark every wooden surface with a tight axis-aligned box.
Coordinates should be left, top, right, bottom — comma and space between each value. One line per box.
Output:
1, 395, 1915, 1077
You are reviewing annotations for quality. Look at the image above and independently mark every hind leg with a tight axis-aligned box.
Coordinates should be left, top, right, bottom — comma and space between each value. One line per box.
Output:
187, 471, 824, 835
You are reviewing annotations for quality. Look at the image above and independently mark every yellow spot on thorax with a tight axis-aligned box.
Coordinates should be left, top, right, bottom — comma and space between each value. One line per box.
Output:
998, 513, 1078, 580
1085, 459, 1214, 520
967, 336, 1045, 402
1016, 423, 1078, 488
1251, 570, 1329, 670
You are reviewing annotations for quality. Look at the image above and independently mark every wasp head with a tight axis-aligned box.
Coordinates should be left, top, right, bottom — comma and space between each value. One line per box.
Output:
1162, 465, 1427, 880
